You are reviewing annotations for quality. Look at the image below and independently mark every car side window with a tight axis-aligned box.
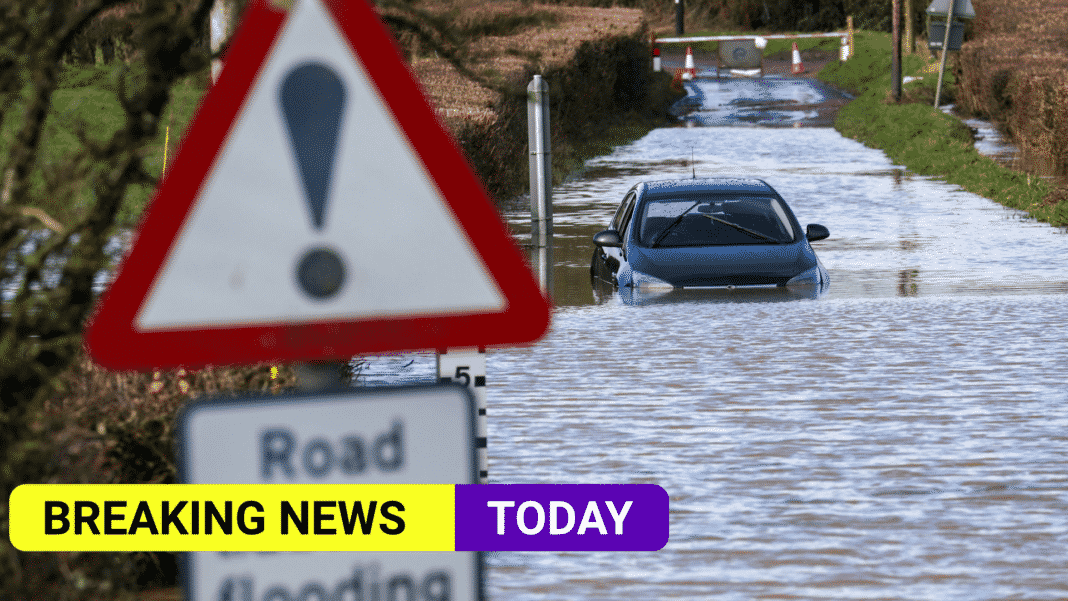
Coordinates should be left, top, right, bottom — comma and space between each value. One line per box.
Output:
611, 192, 635, 231
613, 192, 637, 236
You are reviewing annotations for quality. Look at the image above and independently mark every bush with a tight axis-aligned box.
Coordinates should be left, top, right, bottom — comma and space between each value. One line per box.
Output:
0, 352, 302, 599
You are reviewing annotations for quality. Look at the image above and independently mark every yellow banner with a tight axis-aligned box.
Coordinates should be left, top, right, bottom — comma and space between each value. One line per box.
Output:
9, 484, 453, 552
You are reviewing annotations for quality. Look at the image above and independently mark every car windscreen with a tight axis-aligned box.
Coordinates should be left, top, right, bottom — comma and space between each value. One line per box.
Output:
638, 193, 796, 247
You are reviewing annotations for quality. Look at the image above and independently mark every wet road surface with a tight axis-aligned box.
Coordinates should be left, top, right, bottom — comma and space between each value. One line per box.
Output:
366, 75, 1068, 600
672, 76, 852, 127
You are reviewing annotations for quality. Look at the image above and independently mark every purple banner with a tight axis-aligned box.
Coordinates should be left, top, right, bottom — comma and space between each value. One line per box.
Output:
454, 484, 669, 551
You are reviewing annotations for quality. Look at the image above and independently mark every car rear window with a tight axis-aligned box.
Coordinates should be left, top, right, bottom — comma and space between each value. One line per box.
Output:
638, 194, 796, 247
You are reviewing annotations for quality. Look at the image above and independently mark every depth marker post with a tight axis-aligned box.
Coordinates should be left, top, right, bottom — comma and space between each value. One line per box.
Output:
437, 348, 488, 483
528, 74, 553, 296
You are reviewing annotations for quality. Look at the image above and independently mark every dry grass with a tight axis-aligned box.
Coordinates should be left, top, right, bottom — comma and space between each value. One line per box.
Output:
402, 1, 646, 130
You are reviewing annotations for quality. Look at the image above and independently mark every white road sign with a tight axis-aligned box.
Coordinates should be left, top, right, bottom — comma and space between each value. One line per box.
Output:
140, 0, 503, 329
177, 384, 481, 601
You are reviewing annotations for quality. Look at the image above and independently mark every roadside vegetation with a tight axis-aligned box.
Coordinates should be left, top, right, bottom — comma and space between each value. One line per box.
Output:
1, 2, 221, 598
818, 30, 1068, 227
954, 0, 1068, 207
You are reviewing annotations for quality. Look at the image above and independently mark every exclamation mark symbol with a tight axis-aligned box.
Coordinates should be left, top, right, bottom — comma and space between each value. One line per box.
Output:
280, 62, 346, 300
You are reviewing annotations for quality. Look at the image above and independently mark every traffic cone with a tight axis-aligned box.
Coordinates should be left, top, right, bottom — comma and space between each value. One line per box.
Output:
683, 46, 696, 80
791, 42, 805, 74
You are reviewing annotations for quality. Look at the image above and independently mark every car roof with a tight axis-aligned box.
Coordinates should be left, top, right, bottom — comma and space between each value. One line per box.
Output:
641, 177, 776, 196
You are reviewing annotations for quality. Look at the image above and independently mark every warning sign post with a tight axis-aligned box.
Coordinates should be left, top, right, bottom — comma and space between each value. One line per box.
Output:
85, 0, 549, 371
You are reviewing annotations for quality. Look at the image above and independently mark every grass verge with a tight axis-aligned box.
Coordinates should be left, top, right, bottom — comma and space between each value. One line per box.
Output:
817, 30, 1068, 227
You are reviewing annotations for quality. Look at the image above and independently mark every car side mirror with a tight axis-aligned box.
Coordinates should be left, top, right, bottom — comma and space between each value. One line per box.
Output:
805, 224, 829, 242
593, 229, 623, 248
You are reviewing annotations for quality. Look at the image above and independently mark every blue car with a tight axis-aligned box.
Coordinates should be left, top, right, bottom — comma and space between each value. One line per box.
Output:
590, 177, 829, 291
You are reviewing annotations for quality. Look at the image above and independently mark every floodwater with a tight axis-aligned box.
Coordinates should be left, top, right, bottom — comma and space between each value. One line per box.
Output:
670, 75, 851, 127
364, 75, 1068, 600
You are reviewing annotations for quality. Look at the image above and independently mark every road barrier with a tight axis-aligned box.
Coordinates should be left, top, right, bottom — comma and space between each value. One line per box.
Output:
652, 30, 855, 75
656, 32, 850, 45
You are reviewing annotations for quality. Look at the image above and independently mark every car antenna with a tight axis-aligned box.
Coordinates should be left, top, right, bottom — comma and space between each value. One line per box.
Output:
691, 147, 696, 179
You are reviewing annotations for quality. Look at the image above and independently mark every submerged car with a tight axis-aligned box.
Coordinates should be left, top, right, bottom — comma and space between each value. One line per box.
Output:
590, 177, 829, 290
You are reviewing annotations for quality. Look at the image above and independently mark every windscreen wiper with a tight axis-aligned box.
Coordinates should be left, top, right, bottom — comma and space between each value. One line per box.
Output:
651, 201, 702, 247
701, 214, 781, 243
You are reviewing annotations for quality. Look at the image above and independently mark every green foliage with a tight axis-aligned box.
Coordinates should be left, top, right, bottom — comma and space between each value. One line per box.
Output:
1, 0, 216, 598
818, 29, 1068, 226
841, 0, 930, 34
1, 62, 207, 229
761, 35, 841, 57
818, 31, 932, 95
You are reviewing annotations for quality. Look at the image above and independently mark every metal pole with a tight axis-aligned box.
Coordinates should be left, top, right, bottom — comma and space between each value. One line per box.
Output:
675, 0, 684, 36
934, 0, 956, 107
527, 75, 553, 297
892, 0, 902, 101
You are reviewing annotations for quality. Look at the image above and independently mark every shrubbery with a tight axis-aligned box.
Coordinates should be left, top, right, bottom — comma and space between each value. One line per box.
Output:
1, 353, 300, 599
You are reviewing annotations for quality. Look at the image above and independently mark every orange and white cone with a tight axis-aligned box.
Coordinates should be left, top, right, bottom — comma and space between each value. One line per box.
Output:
683, 46, 696, 80
791, 42, 805, 74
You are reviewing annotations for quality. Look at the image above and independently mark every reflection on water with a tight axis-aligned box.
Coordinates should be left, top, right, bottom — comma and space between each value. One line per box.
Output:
1, 230, 128, 307
942, 104, 1021, 169
483, 77, 1068, 599
591, 278, 826, 307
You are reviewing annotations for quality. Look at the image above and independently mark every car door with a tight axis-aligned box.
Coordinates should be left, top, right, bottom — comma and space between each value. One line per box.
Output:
594, 190, 637, 283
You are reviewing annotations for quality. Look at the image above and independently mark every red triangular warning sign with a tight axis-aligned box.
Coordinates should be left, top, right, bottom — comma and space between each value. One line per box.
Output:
86, 0, 550, 370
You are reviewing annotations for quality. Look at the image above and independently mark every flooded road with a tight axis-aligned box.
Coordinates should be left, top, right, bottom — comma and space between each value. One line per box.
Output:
366, 77, 1068, 599
671, 75, 851, 127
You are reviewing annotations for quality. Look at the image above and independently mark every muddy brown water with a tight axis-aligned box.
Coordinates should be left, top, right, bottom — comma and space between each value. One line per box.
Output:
357, 76, 1068, 600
